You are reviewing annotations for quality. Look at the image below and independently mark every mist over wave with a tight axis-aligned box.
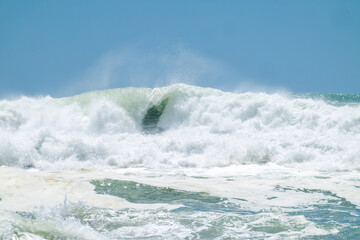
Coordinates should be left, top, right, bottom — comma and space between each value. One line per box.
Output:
1, 84, 359, 170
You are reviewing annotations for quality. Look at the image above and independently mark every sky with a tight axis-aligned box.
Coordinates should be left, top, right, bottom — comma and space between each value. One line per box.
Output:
0, 0, 359, 97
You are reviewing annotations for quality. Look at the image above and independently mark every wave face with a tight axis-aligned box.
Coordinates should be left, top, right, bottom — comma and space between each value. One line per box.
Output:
1, 84, 359, 170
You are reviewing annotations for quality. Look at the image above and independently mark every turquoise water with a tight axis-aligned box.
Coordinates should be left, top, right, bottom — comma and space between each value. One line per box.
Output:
0, 84, 359, 239
293, 93, 360, 106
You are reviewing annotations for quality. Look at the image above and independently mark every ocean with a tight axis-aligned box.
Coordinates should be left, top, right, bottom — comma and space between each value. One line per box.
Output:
0, 84, 359, 239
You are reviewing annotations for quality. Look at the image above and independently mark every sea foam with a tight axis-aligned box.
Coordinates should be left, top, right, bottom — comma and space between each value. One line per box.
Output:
0, 84, 359, 171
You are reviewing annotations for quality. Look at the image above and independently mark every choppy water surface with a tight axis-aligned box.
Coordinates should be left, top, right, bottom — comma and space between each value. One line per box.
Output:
1, 84, 359, 239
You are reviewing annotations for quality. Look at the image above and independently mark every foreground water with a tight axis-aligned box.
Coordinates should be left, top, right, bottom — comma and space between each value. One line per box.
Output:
0, 84, 359, 239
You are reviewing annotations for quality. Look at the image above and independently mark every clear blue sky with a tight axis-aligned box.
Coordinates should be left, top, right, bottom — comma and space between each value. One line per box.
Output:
1, 0, 359, 97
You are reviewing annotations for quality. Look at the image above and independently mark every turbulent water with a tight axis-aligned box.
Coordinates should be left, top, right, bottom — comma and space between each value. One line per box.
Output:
0, 84, 359, 239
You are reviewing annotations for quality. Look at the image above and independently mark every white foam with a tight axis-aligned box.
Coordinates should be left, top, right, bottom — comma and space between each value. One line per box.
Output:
0, 165, 354, 239
0, 84, 359, 170
0, 166, 181, 212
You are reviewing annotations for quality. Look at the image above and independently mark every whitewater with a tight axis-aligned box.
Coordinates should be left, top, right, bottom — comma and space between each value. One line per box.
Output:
0, 84, 359, 239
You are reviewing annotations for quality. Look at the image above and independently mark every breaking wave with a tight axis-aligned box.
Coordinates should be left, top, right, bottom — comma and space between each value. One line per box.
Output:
1, 84, 359, 170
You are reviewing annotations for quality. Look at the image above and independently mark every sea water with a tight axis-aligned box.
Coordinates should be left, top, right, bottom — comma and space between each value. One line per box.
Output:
0, 84, 359, 239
